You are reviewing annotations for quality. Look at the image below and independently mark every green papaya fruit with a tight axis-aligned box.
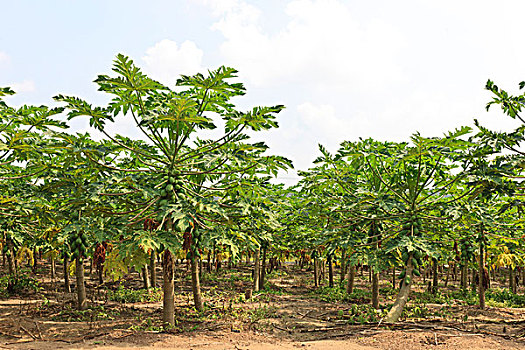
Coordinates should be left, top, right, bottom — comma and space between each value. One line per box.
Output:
413, 268, 421, 277
399, 270, 406, 279
412, 258, 419, 267
166, 184, 174, 192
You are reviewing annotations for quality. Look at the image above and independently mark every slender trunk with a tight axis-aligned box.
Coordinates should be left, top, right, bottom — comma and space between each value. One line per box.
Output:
314, 256, 319, 288
253, 248, 260, 292
259, 246, 267, 290
7, 242, 16, 278
63, 256, 71, 293
75, 257, 87, 310
191, 250, 203, 312
509, 268, 516, 294
432, 258, 438, 294
346, 264, 355, 294
149, 251, 156, 288
207, 251, 212, 272
328, 255, 334, 288
142, 266, 150, 290
444, 263, 450, 287
340, 250, 347, 285
471, 267, 477, 292
384, 254, 414, 323
32, 248, 38, 274
460, 263, 468, 289
392, 266, 396, 289
51, 256, 56, 280
162, 249, 175, 326
479, 244, 486, 309
372, 270, 379, 309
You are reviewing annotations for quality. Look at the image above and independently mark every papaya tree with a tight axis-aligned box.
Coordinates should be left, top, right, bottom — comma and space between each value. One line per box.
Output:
54, 55, 291, 325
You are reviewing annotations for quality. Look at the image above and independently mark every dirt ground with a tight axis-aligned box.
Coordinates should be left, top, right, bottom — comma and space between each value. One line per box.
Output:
1, 263, 525, 349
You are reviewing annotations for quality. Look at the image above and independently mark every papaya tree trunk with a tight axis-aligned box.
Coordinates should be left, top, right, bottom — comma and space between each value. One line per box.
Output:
432, 258, 438, 294
259, 246, 267, 290
509, 268, 516, 294
142, 266, 150, 290
346, 264, 355, 294
162, 249, 175, 325
392, 266, 396, 289
51, 256, 56, 280
479, 244, 485, 309
372, 270, 379, 309
63, 256, 71, 293
149, 251, 156, 288
75, 256, 87, 310
328, 255, 334, 288
190, 250, 203, 312
340, 250, 347, 285
253, 248, 260, 292
460, 263, 468, 289
313, 256, 319, 288
384, 254, 414, 323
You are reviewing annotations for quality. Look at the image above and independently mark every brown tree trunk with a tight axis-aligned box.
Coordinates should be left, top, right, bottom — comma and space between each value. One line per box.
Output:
253, 248, 260, 292
384, 254, 414, 323
346, 264, 355, 294
314, 256, 319, 288
149, 251, 157, 288
142, 266, 150, 290
51, 256, 56, 280
432, 258, 439, 294
471, 267, 477, 292
191, 250, 203, 312
372, 270, 379, 309
63, 256, 71, 293
259, 246, 267, 290
509, 268, 517, 294
32, 248, 38, 274
328, 255, 334, 288
392, 266, 396, 289
162, 249, 175, 325
478, 237, 486, 310
75, 257, 87, 310
340, 250, 347, 285
460, 263, 468, 289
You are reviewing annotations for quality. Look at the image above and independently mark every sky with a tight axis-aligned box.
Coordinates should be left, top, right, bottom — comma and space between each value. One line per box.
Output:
2, 0, 525, 184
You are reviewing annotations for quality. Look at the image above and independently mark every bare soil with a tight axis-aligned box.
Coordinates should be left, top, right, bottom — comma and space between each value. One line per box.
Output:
1, 262, 524, 349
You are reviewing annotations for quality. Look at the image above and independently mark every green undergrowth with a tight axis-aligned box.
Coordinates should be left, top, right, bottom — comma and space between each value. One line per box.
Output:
0, 273, 42, 297
107, 286, 162, 303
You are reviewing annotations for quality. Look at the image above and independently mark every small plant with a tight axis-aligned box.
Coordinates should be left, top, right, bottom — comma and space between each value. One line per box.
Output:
343, 304, 385, 324
0, 274, 42, 296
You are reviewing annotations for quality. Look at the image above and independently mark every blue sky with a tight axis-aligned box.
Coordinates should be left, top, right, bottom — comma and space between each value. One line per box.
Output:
2, 0, 525, 184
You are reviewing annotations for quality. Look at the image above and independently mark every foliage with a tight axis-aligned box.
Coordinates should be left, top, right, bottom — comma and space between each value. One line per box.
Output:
107, 286, 163, 303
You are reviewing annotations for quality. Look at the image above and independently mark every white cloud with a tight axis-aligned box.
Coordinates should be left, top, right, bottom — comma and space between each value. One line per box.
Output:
0, 51, 9, 66
9, 80, 35, 94
142, 39, 204, 88
207, 0, 406, 91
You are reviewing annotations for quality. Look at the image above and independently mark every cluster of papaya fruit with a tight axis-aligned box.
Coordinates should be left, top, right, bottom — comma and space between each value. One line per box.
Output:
400, 215, 423, 236
159, 172, 183, 207
398, 249, 423, 287
70, 232, 88, 260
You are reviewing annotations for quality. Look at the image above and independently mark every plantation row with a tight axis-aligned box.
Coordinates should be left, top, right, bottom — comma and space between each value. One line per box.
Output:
1, 55, 524, 326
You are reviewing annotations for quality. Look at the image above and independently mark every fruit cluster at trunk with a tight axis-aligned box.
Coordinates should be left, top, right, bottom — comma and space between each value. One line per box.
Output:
70, 232, 88, 260
400, 215, 423, 237
158, 172, 183, 207
398, 249, 423, 288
